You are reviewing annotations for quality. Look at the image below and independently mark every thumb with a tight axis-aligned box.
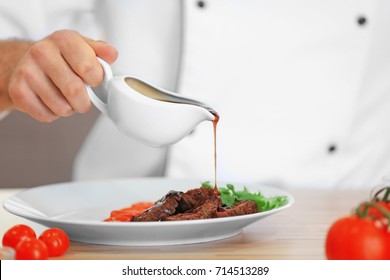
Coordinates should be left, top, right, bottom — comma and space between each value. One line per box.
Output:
84, 37, 118, 64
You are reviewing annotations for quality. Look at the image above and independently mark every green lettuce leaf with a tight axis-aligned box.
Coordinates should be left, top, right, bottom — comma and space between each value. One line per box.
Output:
201, 181, 288, 212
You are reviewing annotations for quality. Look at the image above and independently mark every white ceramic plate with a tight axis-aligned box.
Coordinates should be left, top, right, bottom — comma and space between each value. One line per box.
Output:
3, 178, 294, 246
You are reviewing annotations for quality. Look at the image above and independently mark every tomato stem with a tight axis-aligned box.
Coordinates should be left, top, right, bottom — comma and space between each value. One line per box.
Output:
372, 186, 390, 202
356, 202, 369, 218
356, 202, 390, 231
384, 188, 390, 201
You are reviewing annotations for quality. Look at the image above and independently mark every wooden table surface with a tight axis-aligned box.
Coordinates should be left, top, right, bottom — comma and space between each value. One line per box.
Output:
0, 187, 368, 260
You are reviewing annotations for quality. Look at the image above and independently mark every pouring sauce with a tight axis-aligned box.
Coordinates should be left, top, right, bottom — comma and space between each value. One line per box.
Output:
125, 77, 220, 191
212, 113, 220, 193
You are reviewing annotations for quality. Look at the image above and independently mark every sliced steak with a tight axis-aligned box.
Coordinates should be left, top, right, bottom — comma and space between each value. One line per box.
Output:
132, 190, 182, 222
177, 187, 216, 212
164, 196, 222, 221
216, 200, 258, 218
130, 186, 258, 222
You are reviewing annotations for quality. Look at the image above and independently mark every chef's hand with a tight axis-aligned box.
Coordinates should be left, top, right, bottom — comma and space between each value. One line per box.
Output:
7, 29, 118, 122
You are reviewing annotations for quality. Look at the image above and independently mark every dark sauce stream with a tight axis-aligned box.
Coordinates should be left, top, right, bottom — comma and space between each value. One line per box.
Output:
212, 113, 219, 194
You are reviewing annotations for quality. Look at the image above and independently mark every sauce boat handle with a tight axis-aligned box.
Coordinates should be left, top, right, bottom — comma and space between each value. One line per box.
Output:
85, 57, 113, 116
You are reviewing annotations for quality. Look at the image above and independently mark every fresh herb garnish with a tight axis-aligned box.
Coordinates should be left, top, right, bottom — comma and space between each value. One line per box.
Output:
201, 181, 288, 212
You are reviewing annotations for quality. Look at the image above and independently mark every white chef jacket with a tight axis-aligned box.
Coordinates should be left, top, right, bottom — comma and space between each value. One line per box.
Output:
2, 0, 390, 189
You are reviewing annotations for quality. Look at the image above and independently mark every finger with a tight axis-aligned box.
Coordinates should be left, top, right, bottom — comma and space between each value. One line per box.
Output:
30, 41, 91, 114
25, 60, 74, 117
84, 37, 118, 64
8, 77, 58, 123
49, 30, 103, 87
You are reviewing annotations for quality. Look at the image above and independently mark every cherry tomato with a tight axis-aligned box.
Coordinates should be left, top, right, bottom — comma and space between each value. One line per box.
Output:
325, 215, 390, 260
2, 224, 36, 249
15, 237, 48, 260
39, 228, 70, 257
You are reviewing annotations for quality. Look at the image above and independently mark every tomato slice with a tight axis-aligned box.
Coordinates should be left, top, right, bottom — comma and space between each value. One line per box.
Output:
104, 201, 154, 222
130, 202, 155, 209
104, 215, 132, 222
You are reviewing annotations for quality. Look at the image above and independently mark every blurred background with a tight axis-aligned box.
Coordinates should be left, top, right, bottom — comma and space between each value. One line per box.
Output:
0, 109, 99, 188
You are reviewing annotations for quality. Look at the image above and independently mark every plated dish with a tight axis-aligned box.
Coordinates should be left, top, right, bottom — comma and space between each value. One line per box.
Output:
3, 178, 294, 246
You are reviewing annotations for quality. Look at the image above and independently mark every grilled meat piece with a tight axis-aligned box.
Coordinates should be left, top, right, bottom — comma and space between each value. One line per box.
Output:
177, 187, 217, 212
216, 200, 258, 218
164, 196, 222, 221
131, 186, 258, 222
132, 190, 182, 222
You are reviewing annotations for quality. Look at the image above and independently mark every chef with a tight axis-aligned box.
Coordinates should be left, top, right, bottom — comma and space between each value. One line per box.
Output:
1, 0, 390, 189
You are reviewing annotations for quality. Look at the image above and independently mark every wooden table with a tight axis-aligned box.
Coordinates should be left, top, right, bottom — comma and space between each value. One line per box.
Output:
0, 188, 368, 260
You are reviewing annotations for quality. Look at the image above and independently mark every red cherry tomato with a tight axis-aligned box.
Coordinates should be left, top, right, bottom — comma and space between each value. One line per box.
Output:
15, 237, 48, 260
325, 215, 390, 260
39, 228, 70, 257
2, 224, 36, 249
